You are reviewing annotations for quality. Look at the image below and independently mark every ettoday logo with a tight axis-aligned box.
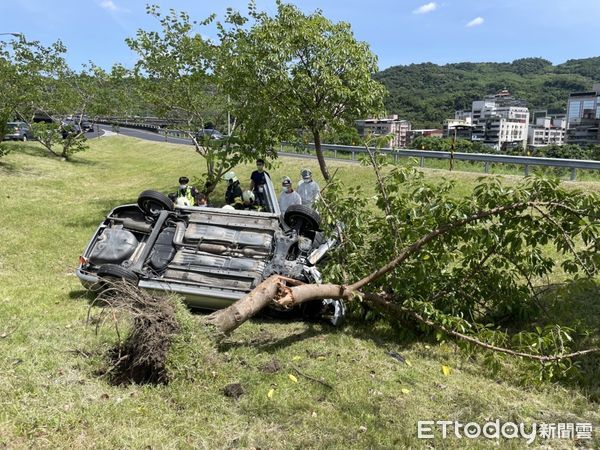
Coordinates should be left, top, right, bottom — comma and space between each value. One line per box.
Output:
417, 420, 593, 444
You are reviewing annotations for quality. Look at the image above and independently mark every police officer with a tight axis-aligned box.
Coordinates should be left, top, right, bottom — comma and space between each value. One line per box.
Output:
176, 176, 200, 206
224, 171, 243, 207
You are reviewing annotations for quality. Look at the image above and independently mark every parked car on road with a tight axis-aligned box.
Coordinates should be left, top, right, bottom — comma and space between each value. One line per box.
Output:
60, 120, 83, 139
79, 118, 94, 132
3, 122, 34, 141
195, 128, 224, 141
76, 173, 344, 325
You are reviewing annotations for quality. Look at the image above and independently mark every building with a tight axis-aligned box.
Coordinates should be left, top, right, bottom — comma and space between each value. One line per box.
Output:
527, 116, 566, 148
355, 115, 411, 148
470, 89, 530, 150
565, 84, 600, 146
454, 110, 473, 122
443, 117, 474, 140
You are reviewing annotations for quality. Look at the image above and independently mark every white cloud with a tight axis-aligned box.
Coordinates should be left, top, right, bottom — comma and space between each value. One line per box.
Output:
413, 2, 438, 14
466, 16, 485, 27
99, 0, 117, 11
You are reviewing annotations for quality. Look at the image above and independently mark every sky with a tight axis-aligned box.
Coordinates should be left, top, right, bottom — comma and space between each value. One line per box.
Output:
1, 0, 599, 71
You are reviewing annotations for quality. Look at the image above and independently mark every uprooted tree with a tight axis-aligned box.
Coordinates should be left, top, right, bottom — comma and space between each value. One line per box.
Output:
206, 154, 600, 381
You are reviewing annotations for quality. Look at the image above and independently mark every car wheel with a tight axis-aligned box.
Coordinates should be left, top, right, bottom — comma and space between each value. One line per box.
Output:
284, 204, 321, 235
137, 190, 174, 217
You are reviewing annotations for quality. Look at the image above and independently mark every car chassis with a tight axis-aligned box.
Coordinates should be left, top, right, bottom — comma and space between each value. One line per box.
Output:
76, 175, 344, 325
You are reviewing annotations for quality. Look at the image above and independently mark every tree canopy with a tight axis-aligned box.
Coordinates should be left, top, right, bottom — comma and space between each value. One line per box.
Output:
126, 5, 279, 194
218, 1, 386, 180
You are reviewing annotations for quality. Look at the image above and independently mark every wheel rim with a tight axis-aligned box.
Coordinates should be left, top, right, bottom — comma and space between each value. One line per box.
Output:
145, 200, 163, 215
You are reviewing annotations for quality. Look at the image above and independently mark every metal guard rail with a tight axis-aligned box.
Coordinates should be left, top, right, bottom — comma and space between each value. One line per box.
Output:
285, 142, 600, 180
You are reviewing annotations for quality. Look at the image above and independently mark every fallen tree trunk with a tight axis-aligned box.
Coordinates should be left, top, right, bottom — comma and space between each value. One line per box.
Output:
204, 275, 352, 335
204, 278, 600, 362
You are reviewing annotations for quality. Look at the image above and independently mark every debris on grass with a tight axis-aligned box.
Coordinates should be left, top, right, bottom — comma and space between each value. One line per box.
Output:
223, 383, 245, 399
261, 359, 282, 374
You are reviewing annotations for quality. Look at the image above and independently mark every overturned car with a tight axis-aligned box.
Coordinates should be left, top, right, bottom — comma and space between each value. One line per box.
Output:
76, 175, 344, 324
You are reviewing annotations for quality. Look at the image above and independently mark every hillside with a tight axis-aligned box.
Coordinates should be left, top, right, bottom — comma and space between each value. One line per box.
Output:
375, 57, 600, 128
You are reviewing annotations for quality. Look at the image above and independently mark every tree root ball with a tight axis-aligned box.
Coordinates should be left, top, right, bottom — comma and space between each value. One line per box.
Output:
94, 282, 180, 385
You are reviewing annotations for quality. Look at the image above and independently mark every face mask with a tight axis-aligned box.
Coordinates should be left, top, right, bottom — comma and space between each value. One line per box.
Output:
179, 184, 187, 190
283, 186, 291, 193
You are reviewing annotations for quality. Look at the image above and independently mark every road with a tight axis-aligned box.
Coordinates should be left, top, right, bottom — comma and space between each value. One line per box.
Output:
94, 124, 193, 145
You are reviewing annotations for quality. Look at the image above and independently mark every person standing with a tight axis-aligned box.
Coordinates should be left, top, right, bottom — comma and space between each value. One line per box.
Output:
278, 176, 302, 213
249, 158, 270, 206
296, 168, 320, 207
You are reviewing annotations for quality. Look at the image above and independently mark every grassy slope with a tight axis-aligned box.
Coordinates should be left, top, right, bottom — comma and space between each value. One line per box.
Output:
0, 137, 598, 449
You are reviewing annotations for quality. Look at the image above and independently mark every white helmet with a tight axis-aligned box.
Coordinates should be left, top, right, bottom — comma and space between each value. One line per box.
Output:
301, 168, 312, 180
222, 204, 235, 210
242, 190, 255, 203
224, 171, 238, 184
282, 176, 292, 186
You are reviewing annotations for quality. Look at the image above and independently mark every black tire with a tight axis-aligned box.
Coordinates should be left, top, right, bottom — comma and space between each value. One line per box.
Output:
97, 264, 138, 283
137, 190, 174, 217
284, 204, 321, 234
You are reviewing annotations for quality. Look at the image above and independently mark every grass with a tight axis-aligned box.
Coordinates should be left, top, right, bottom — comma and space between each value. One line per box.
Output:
0, 136, 599, 449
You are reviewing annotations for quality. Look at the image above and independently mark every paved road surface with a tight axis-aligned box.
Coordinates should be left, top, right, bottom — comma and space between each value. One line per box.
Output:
96, 125, 192, 145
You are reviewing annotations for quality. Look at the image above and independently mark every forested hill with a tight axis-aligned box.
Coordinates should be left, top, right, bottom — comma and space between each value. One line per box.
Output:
374, 57, 600, 128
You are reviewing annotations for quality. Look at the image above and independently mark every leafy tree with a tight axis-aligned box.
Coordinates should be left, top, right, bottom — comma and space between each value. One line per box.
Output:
322, 125, 363, 146
589, 144, 600, 161
218, 1, 386, 180
537, 144, 591, 160
207, 154, 600, 384
31, 63, 118, 160
126, 5, 274, 195
31, 122, 88, 161
0, 35, 66, 156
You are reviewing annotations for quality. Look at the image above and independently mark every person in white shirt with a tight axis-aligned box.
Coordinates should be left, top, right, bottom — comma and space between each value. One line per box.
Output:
296, 168, 320, 207
278, 176, 302, 213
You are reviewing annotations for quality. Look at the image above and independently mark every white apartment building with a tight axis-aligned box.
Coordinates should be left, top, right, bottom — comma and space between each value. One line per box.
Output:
355, 114, 411, 148
471, 90, 530, 150
527, 116, 566, 148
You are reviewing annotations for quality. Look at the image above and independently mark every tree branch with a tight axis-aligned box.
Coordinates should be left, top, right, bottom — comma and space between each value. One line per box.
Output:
363, 293, 600, 362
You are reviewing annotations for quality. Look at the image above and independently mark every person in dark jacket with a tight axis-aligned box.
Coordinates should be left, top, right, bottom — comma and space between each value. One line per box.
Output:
249, 158, 270, 206
224, 171, 243, 207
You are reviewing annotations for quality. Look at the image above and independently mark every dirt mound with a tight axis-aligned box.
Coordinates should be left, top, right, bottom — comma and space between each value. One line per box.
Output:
93, 281, 180, 385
